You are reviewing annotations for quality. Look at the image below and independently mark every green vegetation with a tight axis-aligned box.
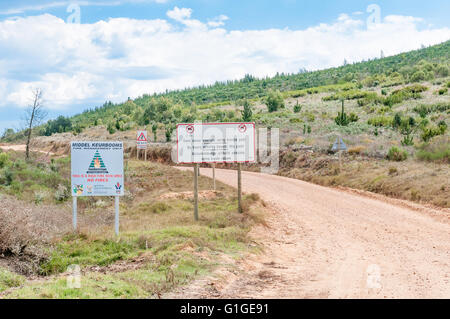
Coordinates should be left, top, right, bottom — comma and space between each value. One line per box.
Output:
0, 267, 25, 293
0, 151, 70, 204
387, 146, 408, 161
416, 137, 450, 163
0, 160, 265, 298
265, 90, 285, 112
241, 99, 253, 121
2, 40, 448, 142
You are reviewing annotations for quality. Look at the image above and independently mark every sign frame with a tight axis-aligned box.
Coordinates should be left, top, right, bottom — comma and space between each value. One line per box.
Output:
176, 122, 256, 164
136, 130, 148, 150
71, 141, 124, 197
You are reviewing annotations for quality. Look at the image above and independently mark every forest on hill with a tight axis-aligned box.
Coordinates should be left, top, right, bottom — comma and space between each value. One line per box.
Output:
1, 40, 449, 144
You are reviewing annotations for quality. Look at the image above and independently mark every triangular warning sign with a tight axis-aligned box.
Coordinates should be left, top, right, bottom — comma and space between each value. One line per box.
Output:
137, 132, 147, 142
86, 150, 109, 174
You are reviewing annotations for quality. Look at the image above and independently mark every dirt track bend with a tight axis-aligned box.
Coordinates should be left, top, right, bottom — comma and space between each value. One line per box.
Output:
176, 167, 450, 299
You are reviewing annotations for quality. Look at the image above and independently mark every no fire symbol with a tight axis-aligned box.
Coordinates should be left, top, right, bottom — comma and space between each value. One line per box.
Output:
186, 125, 195, 134
238, 124, 247, 133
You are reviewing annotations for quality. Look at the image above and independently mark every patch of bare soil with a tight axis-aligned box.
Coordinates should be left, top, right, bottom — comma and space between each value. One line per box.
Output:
168, 167, 450, 299
86, 252, 155, 274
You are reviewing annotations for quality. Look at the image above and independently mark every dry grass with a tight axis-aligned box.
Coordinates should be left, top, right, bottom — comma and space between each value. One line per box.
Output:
278, 151, 450, 208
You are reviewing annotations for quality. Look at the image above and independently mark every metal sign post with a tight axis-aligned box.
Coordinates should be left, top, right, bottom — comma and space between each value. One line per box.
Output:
115, 196, 120, 236
73, 196, 77, 231
176, 123, 256, 220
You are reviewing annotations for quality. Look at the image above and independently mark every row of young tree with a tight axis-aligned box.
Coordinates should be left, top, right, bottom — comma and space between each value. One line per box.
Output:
2, 40, 449, 144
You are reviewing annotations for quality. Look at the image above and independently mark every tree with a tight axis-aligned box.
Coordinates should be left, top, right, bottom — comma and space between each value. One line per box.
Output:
1, 128, 15, 141
241, 100, 252, 122
265, 90, 284, 112
24, 88, 46, 159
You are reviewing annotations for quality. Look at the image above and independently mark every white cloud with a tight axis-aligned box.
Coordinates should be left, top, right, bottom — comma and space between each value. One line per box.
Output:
207, 14, 229, 27
0, 9, 448, 111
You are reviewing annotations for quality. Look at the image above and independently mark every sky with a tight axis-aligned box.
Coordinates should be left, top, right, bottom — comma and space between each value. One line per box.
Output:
0, 0, 449, 132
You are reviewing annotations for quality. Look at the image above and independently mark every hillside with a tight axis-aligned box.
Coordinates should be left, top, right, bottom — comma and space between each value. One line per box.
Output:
1, 40, 449, 208
2, 40, 449, 140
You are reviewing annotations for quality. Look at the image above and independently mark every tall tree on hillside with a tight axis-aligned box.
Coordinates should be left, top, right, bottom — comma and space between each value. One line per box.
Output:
241, 99, 253, 122
24, 88, 47, 159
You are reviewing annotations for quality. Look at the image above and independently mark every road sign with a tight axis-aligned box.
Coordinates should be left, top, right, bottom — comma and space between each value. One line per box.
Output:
176, 123, 256, 164
137, 130, 148, 150
71, 141, 124, 197
332, 137, 347, 152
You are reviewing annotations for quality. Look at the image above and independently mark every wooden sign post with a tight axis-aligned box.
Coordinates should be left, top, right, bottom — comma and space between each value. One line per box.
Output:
176, 123, 256, 220
238, 163, 242, 214
194, 163, 199, 221
136, 130, 148, 161
212, 163, 216, 191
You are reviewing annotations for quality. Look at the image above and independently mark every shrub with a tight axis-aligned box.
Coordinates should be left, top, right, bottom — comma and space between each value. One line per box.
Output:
0, 153, 11, 169
384, 85, 428, 107
107, 123, 116, 135
348, 113, 359, 123
411, 71, 426, 82
438, 88, 448, 95
387, 146, 408, 161
401, 135, 414, 146
421, 123, 447, 142
265, 90, 285, 112
393, 113, 402, 129
348, 146, 366, 155
368, 116, 392, 127
293, 102, 302, 113
416, 139, 450, 163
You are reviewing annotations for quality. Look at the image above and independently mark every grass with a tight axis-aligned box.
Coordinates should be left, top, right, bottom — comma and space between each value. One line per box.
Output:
0, 160, 265, 298
0, 267, 25, 293
279, 151, 450, 208
0, 151, 70, 204
416, 137, 450, 163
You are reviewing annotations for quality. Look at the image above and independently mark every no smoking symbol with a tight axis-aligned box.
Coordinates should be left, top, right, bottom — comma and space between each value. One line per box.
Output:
238, 124, 247, 133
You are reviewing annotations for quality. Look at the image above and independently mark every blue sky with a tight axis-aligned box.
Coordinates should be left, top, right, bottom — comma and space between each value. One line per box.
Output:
0, 0, 449, 132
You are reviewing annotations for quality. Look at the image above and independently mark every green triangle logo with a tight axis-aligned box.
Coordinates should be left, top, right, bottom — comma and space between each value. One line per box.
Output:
86, 150, 109, 174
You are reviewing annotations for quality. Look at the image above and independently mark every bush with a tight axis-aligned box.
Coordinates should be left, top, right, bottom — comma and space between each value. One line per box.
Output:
265, 90, 285, 112
107, 123, 116, 135
293, 102, 302, 113
368, 116, 392, 127
0, 153, 11, 169
416, 139, 450, 163
438, 88, 448, 95
401, 135, 414, 146
421, 122, 447, 142
387, 146, 408, 161
348, 113, 359, 123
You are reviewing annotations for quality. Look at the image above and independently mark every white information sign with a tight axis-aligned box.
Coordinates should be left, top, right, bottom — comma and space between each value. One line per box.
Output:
71, 141, 124, 197
176, 123, 256, 164
136, 130, 148, 149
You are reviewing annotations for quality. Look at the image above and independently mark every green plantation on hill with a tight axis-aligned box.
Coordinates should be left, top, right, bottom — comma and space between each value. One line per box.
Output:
1, 40, 447, 140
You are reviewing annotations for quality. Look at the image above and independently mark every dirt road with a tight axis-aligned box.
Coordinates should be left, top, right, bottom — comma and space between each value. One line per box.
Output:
175, 167, 450, 299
